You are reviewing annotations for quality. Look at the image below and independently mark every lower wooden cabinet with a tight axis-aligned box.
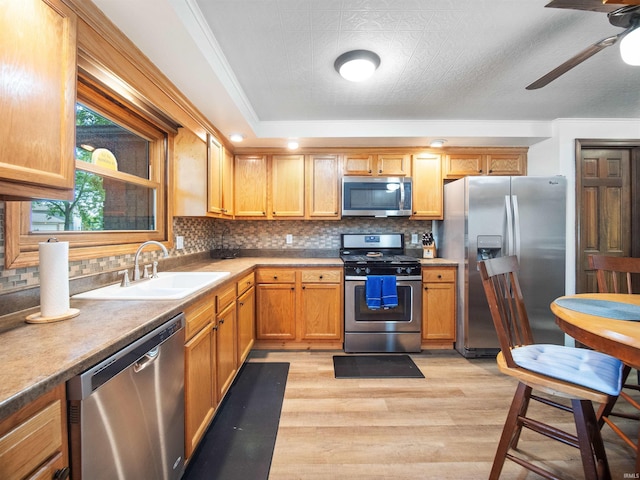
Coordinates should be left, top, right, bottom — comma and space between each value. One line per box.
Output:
184, 293, 216, 459
236, 272, 256, 365
255, 267, 343, 349
422, 267, 457, 349
0, 383, 69, 480
215, 283, 237, 402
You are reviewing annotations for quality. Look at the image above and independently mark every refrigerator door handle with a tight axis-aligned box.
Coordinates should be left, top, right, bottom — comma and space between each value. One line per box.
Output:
505, 195, 514, 255
512, 195, 521, 259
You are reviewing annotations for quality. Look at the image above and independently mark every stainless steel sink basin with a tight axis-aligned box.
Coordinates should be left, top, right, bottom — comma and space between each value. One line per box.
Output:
72, 271, 230, 300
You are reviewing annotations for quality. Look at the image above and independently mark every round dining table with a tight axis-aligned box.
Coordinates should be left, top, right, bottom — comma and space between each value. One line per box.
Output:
551, 292, 640, 472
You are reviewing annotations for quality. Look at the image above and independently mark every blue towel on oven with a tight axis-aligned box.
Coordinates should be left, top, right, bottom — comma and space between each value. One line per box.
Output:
366, 275, 398, 310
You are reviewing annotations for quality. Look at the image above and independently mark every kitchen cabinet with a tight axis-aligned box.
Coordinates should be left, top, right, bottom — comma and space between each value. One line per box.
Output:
271, 154, 305, 217
0, 0, 77, 201
207, 134, 225, 216
343, 153, 410, 176
234, 155, 268, 217
236, 272, 256, 365
256, 269, 297, 341
221, 147, 234, 217
0, 383, 69, 480
215, 283, 237, 402
255, 267, 343, 349
411, 153, 443, 219
305, 154, 340, 219
184, 293, 217, 459
421, 267, 457, 349
444, 149, 527, 178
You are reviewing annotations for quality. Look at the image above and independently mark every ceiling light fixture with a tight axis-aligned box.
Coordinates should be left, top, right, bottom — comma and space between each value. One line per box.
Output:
287, 140, 299, 150
229, 133, 244, 142
334, 50, 381, 82
620, 27, 640, 66
430, 139, 446, 148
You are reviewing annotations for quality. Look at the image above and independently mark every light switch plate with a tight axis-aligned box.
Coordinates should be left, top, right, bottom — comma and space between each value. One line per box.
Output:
411, 233, 419, 244
286, 234, 293, 244
176, 235, 184, 249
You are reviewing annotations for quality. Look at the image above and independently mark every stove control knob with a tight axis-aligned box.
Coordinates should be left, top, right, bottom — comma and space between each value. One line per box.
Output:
355, 267, 362, 275
396, 267, 403, 274
365, 267, 371, 275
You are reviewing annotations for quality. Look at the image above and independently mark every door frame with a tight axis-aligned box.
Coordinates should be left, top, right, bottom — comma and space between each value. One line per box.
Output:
575, 139, 640, 292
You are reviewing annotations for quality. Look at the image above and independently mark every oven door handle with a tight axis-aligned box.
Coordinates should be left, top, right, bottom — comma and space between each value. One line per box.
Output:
345, 275, 422, 282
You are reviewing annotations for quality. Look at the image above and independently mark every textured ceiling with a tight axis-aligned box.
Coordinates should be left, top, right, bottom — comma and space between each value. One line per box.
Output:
91, 0, 640, 148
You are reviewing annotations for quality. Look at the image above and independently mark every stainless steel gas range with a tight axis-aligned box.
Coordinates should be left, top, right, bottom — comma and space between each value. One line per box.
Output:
340, 233, 422, 353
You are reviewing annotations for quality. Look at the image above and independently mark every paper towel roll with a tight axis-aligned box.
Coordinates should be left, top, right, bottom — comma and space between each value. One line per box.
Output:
39, 240, 70, 317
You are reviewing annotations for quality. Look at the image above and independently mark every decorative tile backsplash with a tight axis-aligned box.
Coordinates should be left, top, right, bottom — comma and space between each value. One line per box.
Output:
0, 199, 431, 295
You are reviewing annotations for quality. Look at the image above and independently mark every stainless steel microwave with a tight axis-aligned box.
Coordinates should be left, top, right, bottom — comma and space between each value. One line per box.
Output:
342, 176, 412, 217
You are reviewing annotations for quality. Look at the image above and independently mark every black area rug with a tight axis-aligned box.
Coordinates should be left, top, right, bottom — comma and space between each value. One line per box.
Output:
333, 354, 424, 378
183, 362, 289, 480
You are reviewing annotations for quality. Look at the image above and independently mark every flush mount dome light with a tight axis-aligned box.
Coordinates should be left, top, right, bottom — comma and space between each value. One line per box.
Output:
334, 50, 381, 82
229, 133, 244, 142
620, 27, 640, 66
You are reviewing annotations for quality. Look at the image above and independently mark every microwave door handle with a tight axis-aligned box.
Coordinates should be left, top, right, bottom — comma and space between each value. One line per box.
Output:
399, 182, 405, 209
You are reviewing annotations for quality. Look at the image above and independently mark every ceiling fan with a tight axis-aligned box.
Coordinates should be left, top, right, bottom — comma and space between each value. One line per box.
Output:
526, 0, 640, 89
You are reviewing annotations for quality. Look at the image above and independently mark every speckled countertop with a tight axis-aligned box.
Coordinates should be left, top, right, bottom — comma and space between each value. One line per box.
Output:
0, 256, 456, 419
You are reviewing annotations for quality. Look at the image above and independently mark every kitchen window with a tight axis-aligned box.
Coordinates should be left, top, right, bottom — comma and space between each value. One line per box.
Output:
4, 71, 172, 269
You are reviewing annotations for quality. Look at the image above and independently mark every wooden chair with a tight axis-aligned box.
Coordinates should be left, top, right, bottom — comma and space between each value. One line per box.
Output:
479, 255, 623, 480
588, 254, 640, 454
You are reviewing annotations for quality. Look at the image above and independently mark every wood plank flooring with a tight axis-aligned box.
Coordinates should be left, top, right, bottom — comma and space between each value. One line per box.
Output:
247, 350, 637, 480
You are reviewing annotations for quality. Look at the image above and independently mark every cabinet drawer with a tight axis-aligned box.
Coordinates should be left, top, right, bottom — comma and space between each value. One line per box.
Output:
256, 269, 296, 283
184, 294, 214, 340
301, 269, 342, 283
216, 283, 237, 312
422, 269, 455, 283
0, 401, 62, 480
236, 272, 255, 295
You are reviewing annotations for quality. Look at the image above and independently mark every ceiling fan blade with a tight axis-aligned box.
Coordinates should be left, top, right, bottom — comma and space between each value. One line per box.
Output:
526, 34, 620, 90
545, 0, 622, 13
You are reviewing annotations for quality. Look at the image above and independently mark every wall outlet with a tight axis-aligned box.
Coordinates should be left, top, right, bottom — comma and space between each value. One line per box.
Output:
286, 234, 293, 245
411, 233, 419, 244
175, 235, 184, 249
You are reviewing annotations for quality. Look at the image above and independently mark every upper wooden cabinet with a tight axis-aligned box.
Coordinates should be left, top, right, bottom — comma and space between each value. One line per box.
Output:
207, 134, 224, 215
343, 153, 410, 176
306, 154, 340, 219
411, 153, 443, 220
234, 155, 268, 217
0, 0, 77, 201
444, 149, 527, 178
271, 154, 305, 217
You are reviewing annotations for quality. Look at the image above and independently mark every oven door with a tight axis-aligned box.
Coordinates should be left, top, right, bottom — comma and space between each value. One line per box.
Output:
344, 276, 421, 333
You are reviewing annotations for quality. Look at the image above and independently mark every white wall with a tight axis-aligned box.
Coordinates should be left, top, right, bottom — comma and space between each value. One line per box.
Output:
527, 119, 640, 294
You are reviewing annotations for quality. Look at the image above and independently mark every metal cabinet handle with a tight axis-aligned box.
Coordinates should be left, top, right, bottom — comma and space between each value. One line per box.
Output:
220, 318, 225, 324
319, 275, 323, 279
273, 275, 278, 279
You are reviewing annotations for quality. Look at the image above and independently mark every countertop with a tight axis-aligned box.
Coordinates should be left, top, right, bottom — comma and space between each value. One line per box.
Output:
0, 256, 456, 419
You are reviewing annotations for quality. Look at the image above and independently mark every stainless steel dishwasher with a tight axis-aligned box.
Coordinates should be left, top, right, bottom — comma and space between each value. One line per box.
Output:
67, 313, 185, 480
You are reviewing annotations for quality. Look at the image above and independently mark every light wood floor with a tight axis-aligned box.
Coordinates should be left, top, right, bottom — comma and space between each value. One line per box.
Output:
247, 349, 637, 480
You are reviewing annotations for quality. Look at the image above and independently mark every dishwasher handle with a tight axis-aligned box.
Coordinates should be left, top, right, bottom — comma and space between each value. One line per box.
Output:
134, 346, 160, 373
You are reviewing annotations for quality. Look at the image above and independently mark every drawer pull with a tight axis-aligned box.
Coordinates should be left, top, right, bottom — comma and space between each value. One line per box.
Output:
273, 275, 278, 279
319, 275, 323, 279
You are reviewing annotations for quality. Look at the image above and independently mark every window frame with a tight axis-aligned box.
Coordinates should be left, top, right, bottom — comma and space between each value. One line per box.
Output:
4, 70, 173, 269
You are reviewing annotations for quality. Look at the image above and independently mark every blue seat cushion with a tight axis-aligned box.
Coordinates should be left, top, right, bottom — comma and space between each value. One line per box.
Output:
511, 344, 623, 396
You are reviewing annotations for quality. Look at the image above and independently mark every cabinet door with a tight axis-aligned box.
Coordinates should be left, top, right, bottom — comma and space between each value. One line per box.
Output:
173, 128, 208, 216
343, 154, 374, 175
299, 283, 343, 341
216, 303, 237, 401
237, 286, 255, 364
422, 268, 456, 342
377, 154, 410, 176
256, 283, 296, 340
486, 152, 526, 176
234, 155, 267, 217
271, 154, 305, 217
0, 0, 77, 200
184, 324, 215, 459
306, 154, 340, 218
444, 153, 484, 178
412, 153, 443, 219
207, 134, 224, 215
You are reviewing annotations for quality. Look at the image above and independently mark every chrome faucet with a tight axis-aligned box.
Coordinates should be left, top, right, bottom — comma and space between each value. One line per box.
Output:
133, 241, 169, 281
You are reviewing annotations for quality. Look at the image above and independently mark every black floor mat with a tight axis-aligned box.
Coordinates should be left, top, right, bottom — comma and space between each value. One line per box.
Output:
333, 354, 424, 378
183, 362, 289, 480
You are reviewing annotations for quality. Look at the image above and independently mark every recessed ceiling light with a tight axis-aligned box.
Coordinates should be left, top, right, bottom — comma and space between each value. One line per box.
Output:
430, 139, 446, 148
287, 140, 299, 150
229, 133, 244, 142
334, 50, 381, 82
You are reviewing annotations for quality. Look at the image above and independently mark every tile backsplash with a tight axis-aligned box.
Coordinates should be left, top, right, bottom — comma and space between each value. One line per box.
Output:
0, 199, 431, 295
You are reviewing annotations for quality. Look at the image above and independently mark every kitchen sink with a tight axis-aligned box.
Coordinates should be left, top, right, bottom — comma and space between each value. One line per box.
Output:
72, 271, 230, 300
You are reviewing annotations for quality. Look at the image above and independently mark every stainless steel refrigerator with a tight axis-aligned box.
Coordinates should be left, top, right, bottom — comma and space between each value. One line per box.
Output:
436, 176, 566, 358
